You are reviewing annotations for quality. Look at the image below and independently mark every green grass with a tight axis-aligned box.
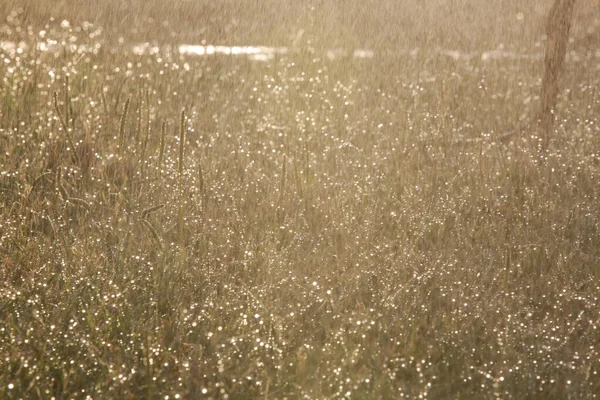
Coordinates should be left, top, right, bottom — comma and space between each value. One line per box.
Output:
1, 8, 600, 399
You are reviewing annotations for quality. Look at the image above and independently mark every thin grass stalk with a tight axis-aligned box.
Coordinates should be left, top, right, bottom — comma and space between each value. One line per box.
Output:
293, 156, 303, 199
117, 97, 131, 156
135, 101, 142, 145
29, 172, 52, 198
304, 142, 309, 185
55, 168, 68, 200
64, 75, 69, 130
141, 204, 165, 219
140, 331, 155, 400
143, 89, 150, 154
178, 111, 185, 180
178, 110, 186, 246
100, 87, 109, 116
142, 219, 162, 249
53, 91, 80, 166
279, 154, 287, 202
277, 154, 287, 225
197, 164, 205, 211
158, 122, 166, 181
140, 90, 151, 180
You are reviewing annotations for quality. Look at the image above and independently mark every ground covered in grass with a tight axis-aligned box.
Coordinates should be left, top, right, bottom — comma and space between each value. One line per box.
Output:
1, 11, 600, 400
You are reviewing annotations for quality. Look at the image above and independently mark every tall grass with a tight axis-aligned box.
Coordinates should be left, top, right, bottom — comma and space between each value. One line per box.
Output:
117, 97, 131, 156
178, 110, 186, 247
1, 8, 600, 400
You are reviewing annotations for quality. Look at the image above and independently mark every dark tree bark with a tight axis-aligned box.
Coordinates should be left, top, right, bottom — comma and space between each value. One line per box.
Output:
539, 0, 577, 144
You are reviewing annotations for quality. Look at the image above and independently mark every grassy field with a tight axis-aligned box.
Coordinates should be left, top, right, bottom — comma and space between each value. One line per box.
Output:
1, 2, 600, 399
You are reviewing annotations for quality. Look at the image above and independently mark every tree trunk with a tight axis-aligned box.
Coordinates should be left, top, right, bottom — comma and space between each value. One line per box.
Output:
539, 0, 577, 145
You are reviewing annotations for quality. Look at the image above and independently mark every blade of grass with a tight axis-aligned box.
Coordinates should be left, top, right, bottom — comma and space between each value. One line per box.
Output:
53, 91, 80, 166
117, 97, 131, 156
178, 110, 186, 246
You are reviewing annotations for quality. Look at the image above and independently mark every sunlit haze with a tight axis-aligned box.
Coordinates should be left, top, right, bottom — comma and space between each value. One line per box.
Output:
1, 1, 599, 398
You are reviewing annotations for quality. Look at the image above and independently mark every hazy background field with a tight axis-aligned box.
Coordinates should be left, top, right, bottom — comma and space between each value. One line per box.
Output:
2, 0, 599, 49
1, 0, 600, 399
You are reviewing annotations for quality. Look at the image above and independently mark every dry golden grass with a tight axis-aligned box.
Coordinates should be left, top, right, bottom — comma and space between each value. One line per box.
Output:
1, 3, 600, 399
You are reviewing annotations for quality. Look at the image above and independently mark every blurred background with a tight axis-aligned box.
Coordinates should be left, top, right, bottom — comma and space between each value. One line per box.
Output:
2, 0, 599, 51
